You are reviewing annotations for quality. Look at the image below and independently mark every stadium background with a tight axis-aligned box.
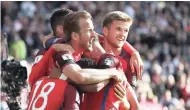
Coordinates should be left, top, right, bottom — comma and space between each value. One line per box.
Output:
1, 1, 190, 110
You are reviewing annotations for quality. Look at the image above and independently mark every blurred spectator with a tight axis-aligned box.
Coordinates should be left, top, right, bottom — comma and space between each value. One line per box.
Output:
9, 32, 27, 60
20, 1, 36, 18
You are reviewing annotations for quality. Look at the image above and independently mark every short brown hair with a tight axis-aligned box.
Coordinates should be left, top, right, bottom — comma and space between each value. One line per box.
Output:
64, 11, 92, 41
102, 11, 133, 28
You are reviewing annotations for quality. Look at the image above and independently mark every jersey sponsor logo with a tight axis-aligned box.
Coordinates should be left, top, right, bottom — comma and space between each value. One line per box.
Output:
61, 54, 74, 61
104, 58, 114, 66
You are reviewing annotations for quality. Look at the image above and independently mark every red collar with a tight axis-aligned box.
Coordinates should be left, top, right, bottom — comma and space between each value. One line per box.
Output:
72, 52, 81, 62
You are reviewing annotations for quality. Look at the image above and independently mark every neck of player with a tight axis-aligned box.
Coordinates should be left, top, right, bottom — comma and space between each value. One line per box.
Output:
70, 40, 84, 55
103, 39, 122, 56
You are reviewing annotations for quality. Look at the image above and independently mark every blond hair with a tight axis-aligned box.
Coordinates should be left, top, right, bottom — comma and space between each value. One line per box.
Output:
102, 11, 133, 28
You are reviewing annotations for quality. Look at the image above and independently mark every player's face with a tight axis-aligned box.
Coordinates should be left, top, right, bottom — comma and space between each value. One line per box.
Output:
105, 20, 131, 48
56, 25, 64, 38
78, 18, 95, 52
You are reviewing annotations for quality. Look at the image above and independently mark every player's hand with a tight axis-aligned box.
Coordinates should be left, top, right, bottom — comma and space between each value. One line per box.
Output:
95, 32, 104, 38
43, 33, 54, 47
114, 83, 130, 109
114, 83, 126, 101
111, 69, 123, 82
130, 51, 143, 80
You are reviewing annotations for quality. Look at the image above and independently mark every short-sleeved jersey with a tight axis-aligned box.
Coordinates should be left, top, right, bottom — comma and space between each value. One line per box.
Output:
81, 54, 129, 110
119, 48, 137, 88
43, 37, 137, 87
53, 51, 81, 69
27, 76, 68, 110
29, 37, 67, 86
29, 46, 81, 87
99, 37, 137, 87
28, 49, 82, 110
28, 48, 51, 87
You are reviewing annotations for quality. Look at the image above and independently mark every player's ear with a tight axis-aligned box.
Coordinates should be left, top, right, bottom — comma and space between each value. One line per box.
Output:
71, 32, 79, 40
103, 26, 108, 37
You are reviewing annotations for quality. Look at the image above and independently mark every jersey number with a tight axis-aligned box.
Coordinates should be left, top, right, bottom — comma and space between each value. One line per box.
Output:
28, 80, 55, 110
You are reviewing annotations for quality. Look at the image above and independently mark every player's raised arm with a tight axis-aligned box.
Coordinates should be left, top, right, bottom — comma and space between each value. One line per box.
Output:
72, 53, 123, 92
29, 43, 76, 86
53, 51, 122, 85
123, 39, 144, 80
28, 47, 55, 86
62, 63, 122, 85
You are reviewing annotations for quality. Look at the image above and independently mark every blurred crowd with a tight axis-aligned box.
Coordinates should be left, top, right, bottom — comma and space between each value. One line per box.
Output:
1, 1, 190, 110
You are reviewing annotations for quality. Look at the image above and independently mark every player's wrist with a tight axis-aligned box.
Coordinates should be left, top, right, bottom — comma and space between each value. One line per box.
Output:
122, 99, 130, 110
131, 51, 139, 56
110, 69, 122, 82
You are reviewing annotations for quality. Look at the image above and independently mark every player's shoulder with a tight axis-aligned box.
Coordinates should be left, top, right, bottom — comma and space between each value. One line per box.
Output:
45, 37, 66, 49
36, 49, 47, 56
97, 53, 121, 68
33, 49, 47, 65
54, 51, 74, 61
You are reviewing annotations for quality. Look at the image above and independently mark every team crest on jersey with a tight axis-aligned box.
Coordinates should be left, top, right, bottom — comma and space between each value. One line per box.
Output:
61, 54, 74, 60
34, 55, 43, 64
104, 58, 114, 66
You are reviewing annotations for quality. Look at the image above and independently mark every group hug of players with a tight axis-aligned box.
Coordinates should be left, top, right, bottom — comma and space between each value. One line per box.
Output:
27, 8, 144, 110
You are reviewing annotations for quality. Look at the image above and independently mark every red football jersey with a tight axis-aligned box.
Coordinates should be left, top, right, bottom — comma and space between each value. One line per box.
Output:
81, 54, 129, 110
81, 80, 128, 110
99, 37, 137, 87
28, 49, 82, 110
28, 47, 55, 87
29, 47, 81, 87
118, 49, 137, 88
28, 76, 68, 110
